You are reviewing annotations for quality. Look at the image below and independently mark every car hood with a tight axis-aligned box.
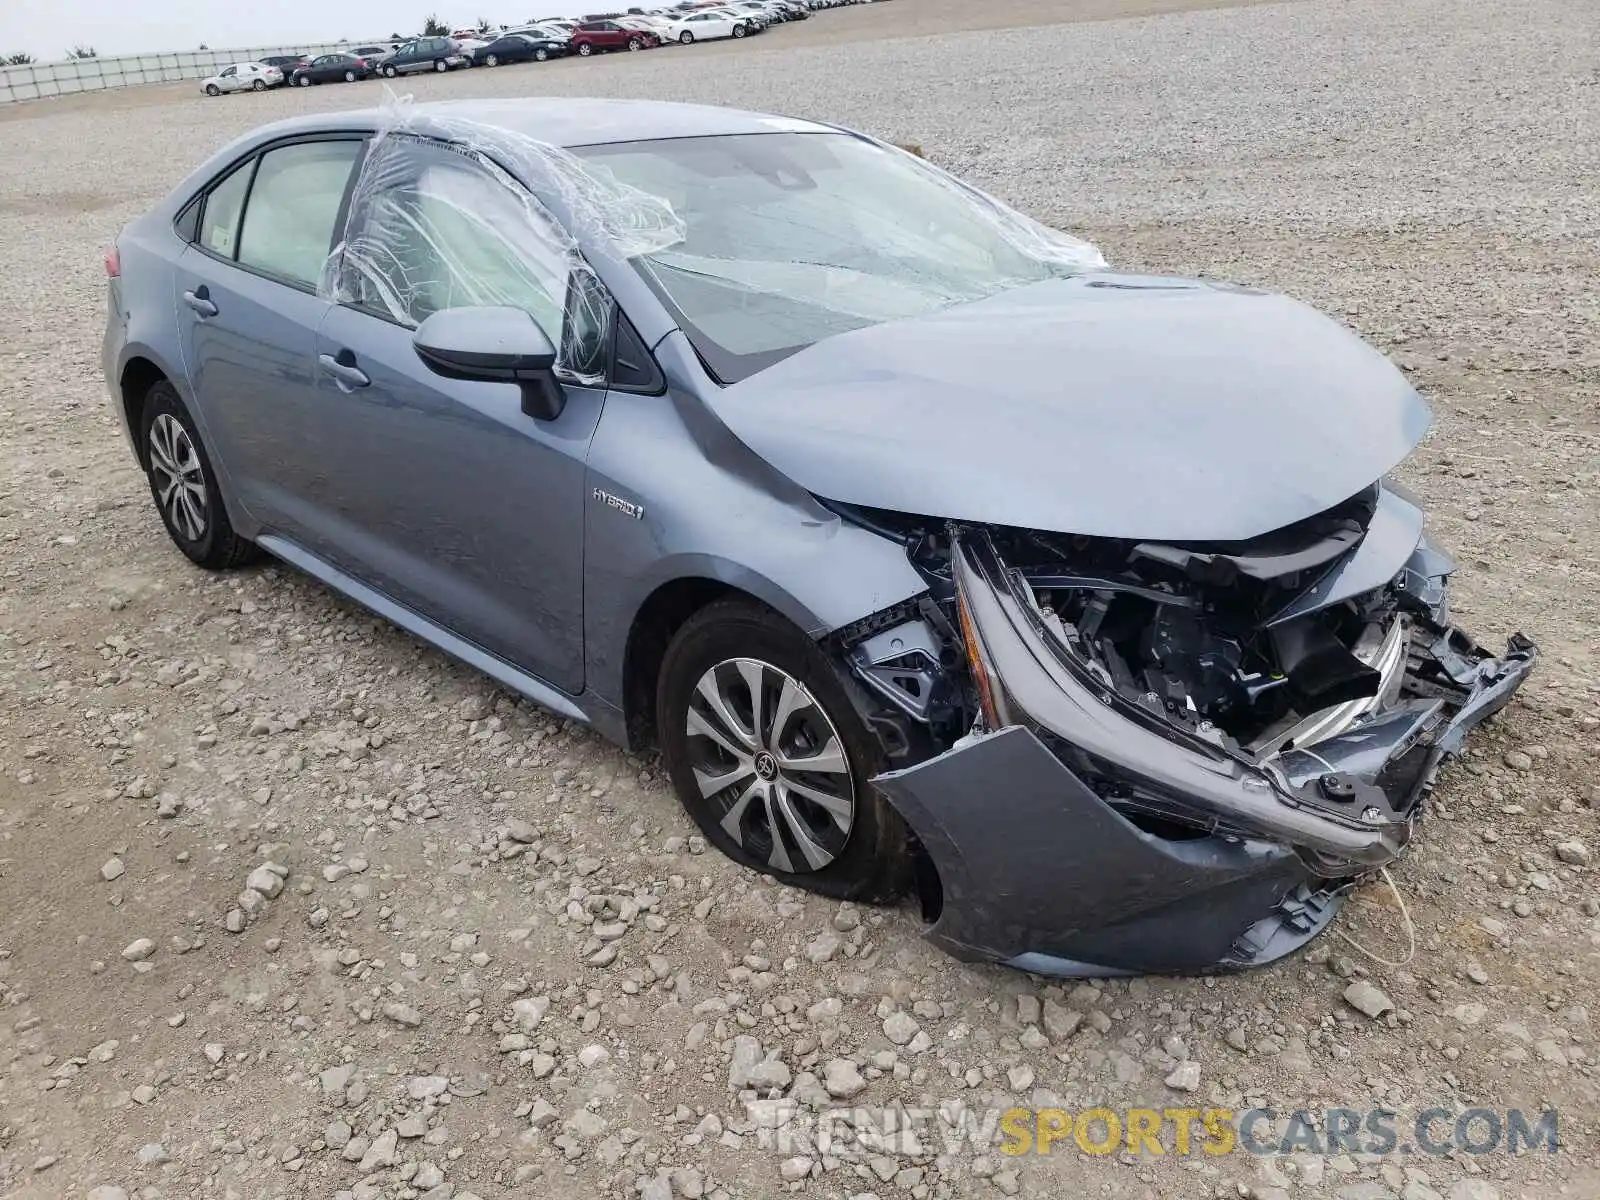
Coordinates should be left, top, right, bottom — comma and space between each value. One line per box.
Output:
706, 274, 1432, 541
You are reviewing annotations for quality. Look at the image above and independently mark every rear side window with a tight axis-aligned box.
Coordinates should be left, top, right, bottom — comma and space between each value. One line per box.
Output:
198, 159, 254, 258
236, 141, 363, 288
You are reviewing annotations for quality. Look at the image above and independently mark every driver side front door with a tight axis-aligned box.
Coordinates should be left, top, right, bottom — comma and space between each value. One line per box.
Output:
287, 136, 610, 695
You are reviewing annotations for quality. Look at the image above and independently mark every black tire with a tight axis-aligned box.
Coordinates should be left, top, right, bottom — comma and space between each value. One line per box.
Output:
534, 47, 548, 60
733, 24, 747, 37
382, 63, 397, 77
296, 74, 311, 86
139, 383, 257, 570
484, 53, 498, 66
344, 69, 357, 82
252, 78, 266, 91
657, 599, 909, 903
627, 37, 642, 50
679, 30, 694, 43
578, 42, 593, 55
206, 83, 220, 96
434, 58, 448, 71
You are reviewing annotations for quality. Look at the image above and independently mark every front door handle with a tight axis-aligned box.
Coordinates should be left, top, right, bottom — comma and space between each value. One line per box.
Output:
319, 351, 370, 391
182, 286, 218, 318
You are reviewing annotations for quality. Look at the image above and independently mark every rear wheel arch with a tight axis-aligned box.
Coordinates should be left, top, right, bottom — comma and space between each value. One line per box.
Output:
119, 357, 169, 466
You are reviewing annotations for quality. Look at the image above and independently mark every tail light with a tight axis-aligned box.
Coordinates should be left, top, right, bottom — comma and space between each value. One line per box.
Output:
104, 247, 121, 278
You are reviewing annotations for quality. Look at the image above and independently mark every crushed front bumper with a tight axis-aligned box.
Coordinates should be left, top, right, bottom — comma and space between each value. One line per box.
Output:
872, 531, 1536, 977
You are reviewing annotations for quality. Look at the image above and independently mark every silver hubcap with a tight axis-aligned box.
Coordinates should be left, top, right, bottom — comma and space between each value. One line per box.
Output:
686, 657, 855, 873
148, 413, 208, 541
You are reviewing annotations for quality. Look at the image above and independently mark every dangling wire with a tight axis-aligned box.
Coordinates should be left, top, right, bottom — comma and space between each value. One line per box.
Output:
1333, 865, 1416, 967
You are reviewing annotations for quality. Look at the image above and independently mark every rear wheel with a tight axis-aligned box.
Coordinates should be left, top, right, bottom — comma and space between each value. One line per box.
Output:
344, 69, 357, 81
434, 58, 448, 71
139, 383, 257, 570
252, 78, 266, 91
578, 42, 594, 55
657, 600, 909, 902
484, 53, 498, 66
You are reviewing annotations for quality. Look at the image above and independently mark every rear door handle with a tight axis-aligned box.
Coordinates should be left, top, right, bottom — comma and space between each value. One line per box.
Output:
182, 287, 218, 318
319, 352, 370, 390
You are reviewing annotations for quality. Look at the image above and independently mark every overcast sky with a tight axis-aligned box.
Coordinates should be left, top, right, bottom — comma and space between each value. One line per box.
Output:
0, 0, 603, 59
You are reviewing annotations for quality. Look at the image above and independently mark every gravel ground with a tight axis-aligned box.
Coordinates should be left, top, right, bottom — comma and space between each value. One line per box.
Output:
1, 1, 1598, 1199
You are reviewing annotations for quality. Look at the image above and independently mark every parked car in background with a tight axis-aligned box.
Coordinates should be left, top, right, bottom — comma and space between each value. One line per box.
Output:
258, 54, 309, 79
348, 44, 398, 59
201, 62, 282, 95
622, 15, 677, 39
667, 9, 750, 41
473, 32, 569, 65
570, 19, 660, 53
726, 1, 777, 25
290, 52, 374, 86
376, 37, 470, 76
451, 34, 491, 61
707, 6, 767, 32
503, 24, 570, 42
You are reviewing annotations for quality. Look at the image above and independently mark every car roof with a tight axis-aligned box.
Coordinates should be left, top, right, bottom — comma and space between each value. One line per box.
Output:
241, 98, 834, 150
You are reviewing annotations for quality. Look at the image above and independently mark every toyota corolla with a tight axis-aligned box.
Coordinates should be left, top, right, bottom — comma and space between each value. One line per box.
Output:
103, 99, 1535, 976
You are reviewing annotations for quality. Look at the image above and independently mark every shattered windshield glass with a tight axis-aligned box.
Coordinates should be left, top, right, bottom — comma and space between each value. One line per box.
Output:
573, 132, 1104, 382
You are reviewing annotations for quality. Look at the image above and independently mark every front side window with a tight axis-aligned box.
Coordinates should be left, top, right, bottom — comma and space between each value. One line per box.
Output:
332, 137, 607, 382
235, 140, 363, 288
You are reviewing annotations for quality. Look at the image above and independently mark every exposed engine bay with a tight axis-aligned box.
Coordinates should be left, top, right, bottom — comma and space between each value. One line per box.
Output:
824, 482, 1537, 976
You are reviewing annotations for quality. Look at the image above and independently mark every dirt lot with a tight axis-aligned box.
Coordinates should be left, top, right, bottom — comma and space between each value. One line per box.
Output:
0, 1, 1597, 1199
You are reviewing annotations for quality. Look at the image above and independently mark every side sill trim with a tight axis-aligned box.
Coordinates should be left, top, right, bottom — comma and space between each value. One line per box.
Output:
255, 533, 590, 724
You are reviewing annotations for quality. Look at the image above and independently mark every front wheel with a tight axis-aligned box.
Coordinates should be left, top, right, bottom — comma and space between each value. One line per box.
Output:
382, 63, 397, 77
578, 42, 593, 55
205, 83, 220, 96
679, 30, 694, 43
657, 600, 909, 902
484, 53, 498, 66
627, 37, 642, 50
534, 48, 548, 60
295, 74, 310, 86
733, 24, 747, 37
140, 384, 258, 570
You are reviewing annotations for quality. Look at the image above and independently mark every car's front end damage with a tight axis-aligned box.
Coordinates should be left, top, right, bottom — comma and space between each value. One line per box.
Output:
830, 486, 1535, 976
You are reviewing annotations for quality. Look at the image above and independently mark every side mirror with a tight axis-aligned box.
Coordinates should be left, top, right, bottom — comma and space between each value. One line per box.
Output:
413, 306, 566, 421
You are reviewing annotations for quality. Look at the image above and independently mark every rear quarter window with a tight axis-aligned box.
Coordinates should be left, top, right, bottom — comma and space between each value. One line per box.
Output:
198, 159, 255, 258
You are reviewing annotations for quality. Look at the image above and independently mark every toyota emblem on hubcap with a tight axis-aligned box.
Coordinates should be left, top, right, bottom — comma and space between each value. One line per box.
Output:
754, 751, 779, 781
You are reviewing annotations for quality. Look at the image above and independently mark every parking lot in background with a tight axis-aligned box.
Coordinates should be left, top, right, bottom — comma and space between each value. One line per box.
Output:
0, 0, 1596, 1197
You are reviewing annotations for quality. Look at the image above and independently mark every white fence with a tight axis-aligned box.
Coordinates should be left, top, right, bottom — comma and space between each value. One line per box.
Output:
0, 42, 395, 105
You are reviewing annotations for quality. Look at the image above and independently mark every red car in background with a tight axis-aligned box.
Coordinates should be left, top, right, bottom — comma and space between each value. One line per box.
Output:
570, 19, 661, 53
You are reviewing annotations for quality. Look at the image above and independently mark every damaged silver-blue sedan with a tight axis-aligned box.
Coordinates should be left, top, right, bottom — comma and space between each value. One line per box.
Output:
104, 98, 1536, 977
